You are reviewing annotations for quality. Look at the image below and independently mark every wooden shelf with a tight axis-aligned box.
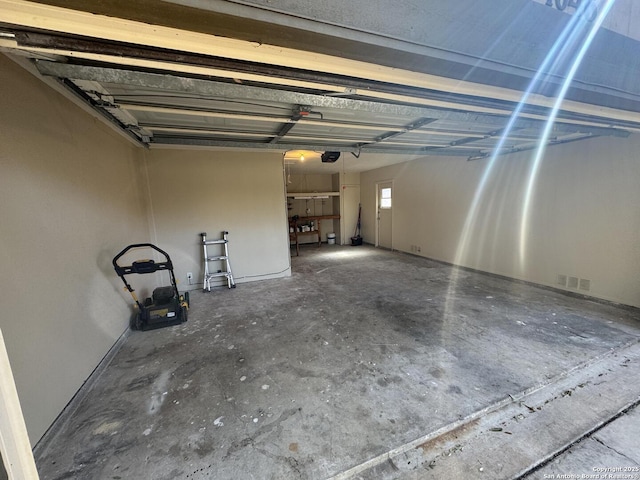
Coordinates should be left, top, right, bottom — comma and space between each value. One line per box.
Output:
286, 192, 339, 199
289, 214, 340, 255
291, 215, 340, 221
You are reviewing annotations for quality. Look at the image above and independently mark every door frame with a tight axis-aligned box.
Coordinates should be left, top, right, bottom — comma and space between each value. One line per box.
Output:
375, 180, 394, 249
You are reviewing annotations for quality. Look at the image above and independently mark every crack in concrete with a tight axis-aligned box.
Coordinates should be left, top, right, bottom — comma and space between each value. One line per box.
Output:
515, 399, 640, 480
592, 433, 636, 463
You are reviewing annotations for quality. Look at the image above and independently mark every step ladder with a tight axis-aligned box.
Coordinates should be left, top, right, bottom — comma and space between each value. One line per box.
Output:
200, 231, 236, 291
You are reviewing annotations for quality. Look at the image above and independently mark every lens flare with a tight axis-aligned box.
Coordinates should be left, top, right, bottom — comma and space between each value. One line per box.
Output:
445, 0, 617, 317
518, 1, 617, 271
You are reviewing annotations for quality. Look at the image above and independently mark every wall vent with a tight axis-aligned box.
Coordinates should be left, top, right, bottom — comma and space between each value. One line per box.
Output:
568, 276, 579, 289
579, 278, 591, 291
557, 274, 567, 287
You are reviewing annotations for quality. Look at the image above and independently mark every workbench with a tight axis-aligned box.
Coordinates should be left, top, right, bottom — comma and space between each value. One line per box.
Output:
289, 214, 340, 255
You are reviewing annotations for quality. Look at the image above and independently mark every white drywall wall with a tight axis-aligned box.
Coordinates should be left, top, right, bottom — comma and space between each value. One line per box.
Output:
0, 54, 154, 443
143, 149, 291, 288
0, 55, 293, 444
360, 135, 640, 308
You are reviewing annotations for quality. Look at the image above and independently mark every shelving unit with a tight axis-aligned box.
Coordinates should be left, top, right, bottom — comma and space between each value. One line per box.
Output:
286, 172, 360, 249
286, 191, 340, 201
289, 214, 340, 255
287, 192, 340, 252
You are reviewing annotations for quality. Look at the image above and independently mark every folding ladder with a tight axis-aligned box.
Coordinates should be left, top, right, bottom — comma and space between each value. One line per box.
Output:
200, 231, 236, 291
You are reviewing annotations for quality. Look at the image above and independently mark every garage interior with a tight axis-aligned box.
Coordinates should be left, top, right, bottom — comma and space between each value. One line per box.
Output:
1, 0, 639, 479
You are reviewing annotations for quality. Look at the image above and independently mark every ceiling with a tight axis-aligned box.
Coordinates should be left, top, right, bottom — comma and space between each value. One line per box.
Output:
1, 0, 639, 173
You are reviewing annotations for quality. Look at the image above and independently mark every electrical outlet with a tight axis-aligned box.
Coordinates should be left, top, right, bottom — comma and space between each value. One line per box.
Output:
187, 272, 193, 281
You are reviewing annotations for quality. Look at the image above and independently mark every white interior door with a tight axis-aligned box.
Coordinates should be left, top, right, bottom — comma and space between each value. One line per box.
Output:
377, 182, 392, 249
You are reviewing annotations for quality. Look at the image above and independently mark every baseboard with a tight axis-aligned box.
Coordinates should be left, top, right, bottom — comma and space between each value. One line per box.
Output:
32, 326, 131, 459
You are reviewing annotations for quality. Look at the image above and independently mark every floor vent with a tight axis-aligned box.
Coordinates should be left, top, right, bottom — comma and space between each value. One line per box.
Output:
579, 278, 591, 291
557, 274, 567, 287
568, 276, 579, 289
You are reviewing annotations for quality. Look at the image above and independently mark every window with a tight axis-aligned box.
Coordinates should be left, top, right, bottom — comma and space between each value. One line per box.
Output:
380, 187, 392, 209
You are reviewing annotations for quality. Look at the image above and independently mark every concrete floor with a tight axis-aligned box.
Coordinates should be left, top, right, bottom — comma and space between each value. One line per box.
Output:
524, 404, 640, 480
34, 245, 640, 479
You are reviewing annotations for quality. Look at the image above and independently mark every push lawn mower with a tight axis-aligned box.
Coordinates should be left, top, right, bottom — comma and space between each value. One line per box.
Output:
112, 243, 189, 331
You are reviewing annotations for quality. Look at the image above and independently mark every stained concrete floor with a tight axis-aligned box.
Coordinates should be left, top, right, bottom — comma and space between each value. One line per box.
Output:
34, 245, 640, 479
524, 403, 640, 480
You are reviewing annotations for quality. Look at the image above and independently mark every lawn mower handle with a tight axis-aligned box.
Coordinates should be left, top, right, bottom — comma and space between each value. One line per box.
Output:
112, 243, 174, 276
